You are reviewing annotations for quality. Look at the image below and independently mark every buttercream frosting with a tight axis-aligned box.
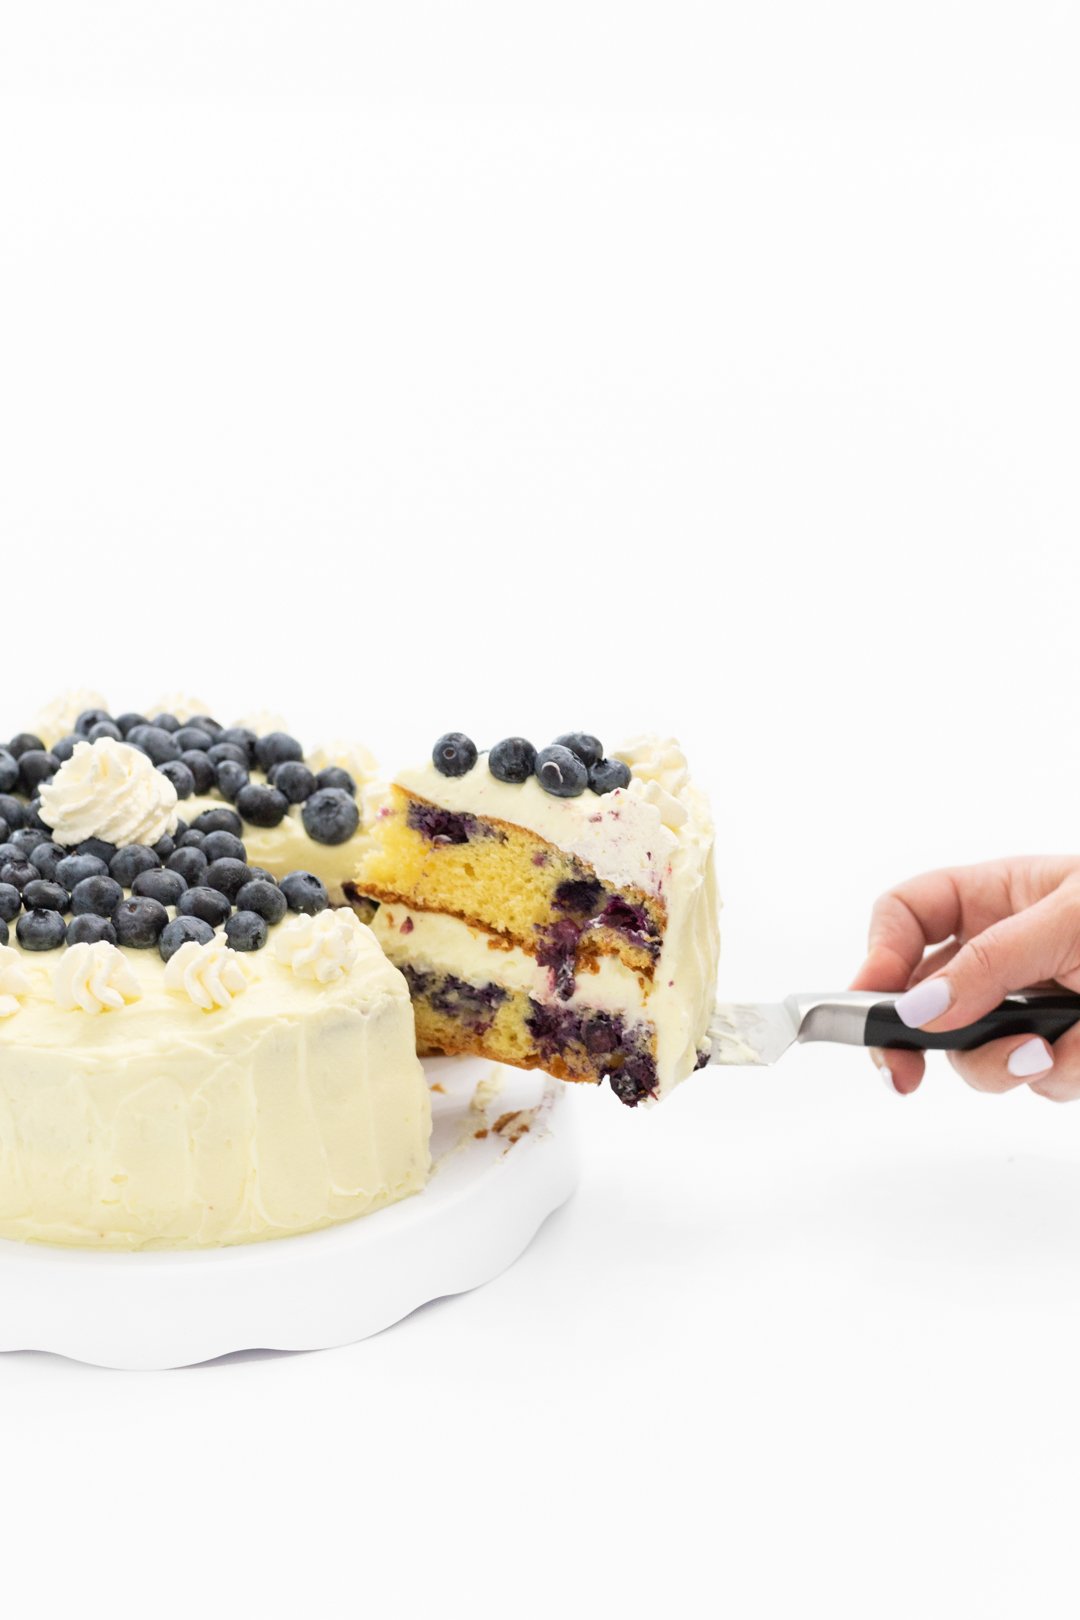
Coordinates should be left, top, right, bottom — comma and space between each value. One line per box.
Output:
0, 948, 33, 1018
54, 941, 142, 1015
39, 739, 180, 848
275, 908, 364, 983
164, 936, 250, 1010
144, 693, 212, 725
32, 689, 110, 749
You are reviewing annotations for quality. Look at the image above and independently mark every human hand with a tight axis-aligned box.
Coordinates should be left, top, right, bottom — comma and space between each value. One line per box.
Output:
850, 856, 1080, 1099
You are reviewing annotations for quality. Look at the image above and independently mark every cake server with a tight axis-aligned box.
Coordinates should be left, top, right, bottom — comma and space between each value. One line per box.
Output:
708, 990, 1080, 1066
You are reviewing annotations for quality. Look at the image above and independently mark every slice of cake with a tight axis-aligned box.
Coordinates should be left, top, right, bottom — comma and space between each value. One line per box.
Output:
351, 731, 719, 1105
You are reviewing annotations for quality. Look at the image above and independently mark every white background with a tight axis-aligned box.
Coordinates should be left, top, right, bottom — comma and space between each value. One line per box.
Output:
3, 6, 1080, 1617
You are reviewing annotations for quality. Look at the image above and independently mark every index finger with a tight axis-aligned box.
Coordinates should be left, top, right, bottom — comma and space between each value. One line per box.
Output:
852, 868, 967, 992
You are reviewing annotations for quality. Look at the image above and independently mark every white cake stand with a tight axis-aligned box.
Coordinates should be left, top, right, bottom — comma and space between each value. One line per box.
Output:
0, 1057, 578, 1370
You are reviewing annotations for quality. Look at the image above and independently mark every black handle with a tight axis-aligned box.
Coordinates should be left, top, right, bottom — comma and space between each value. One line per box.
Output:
865, 992, 1080, 1052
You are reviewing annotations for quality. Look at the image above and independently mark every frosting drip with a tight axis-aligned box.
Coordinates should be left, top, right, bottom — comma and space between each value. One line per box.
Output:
54, 941, 142, 1015
38, 738, 180, 848
275, 908, 365, 983
164, 937, 250, 1010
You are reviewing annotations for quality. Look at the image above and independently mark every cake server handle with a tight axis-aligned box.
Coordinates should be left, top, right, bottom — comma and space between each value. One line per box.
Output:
800, 989, 1080, 1050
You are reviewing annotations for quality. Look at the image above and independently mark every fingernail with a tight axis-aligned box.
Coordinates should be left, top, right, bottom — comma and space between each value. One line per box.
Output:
1007, 1037, 1054, 1079
877, 1063, 901, 1095
895, 977, 952, 1029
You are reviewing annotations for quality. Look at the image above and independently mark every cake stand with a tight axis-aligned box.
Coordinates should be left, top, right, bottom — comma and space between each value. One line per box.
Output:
0, 1057, 578, 1370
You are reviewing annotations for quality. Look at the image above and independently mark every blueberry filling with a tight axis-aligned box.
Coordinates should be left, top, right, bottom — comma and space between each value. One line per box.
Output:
406, 801, 497, 847
401, 964, 508, 1030
535, 918, 582, 1001
524, 999, 658, 1106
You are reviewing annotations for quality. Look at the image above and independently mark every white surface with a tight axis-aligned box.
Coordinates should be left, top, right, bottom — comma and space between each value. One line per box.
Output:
0, 1059, 576, 1370
3, 6, 1080, 1617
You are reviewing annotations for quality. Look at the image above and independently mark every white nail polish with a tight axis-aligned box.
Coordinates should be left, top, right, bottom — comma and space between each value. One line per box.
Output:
878, 1064, 900, 1094
1007, 1037, 1054, 1079
895, 977, 952, 1029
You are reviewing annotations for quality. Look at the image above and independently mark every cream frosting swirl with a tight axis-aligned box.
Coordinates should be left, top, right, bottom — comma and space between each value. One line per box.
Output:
38, 738, 180, 848
54, 942, 142, 1015
275, 908, 365, 983
0, 947, 33, 1017
33, 690, 110, 749
164, 937, 250, 1010
144, 693, 211, 725
306, 739, 378, 790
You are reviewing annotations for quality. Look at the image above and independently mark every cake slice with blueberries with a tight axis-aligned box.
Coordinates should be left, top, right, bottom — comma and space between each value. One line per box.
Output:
351, 731, 719, 1105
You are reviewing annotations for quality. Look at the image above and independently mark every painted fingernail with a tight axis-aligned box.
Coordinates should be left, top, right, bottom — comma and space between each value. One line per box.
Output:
1007, 1037, 1054, 1079
877, 1063, 900, 1095
895, 977, 952, 1029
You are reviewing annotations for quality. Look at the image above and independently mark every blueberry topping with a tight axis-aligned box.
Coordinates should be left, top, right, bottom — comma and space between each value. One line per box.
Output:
113, 896, 169, 948
76, 837, 116, 864
431, 732, 477, 777
215, 759, 250, 801
237, 783, 289, 829
0, 820, 8, 847
75, 708, 113, 734
71, 875, 124, 918
16, 909, 66, 950
553, 732, 604, 769
8, 733, 45, 758
28, 841, 66, 881
197, 833, 241, 865
24, 800, 49, 833
173, 726, 214, 754
150, 712, 181, 733
22, 879, 69, 913
11, 830, 45, 857
235, 878, 287, 925
176, 749, 213, 795
534, 744, 588, 798
126, 724, 181, 764
166, 846, 209, 885
301, 787, 359, 845
188, 715, 223, 737
158, 915, 214, 961
0, 843, 24, 866
206, 741, 249, 770
0, 918, 7, 944
132, 868, 188, 907
0, 884, 21, 922
177, 828, 207, 849
314, 765, 356, 796
588, 757, 632, 794
254, 731, 303, 772
176, 886, 231, 927
159, 759, 195, 799
219, 727, 258, 764
191, 807, 242, 837
51, 734, 80, 762
224, 910, 269, 952
204, 857, 251, 901
0, 750, 19, 793
115, 712, 149, 737
0, 796, 24, 830
279, 870, 329, 915
18, 750, 60, 793
270, 761, 318, 803
66, 915, 118, 946
152, 834, 175, 861
110, 845, 161, 887
87, 721, 123, 743
56, 854, 108, 888
0, 860, 38, 892
245, 865, 275, 884
488, 737, 537, 784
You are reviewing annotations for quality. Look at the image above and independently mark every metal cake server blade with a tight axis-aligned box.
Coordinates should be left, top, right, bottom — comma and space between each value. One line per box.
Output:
708, 990, 1080, 1067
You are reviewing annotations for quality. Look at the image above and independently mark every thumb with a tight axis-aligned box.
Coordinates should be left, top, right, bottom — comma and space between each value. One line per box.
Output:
893, 882, 1080, 1032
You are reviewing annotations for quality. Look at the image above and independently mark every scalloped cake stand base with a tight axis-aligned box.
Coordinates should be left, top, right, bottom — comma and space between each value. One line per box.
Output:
0, 1056, 578, 1370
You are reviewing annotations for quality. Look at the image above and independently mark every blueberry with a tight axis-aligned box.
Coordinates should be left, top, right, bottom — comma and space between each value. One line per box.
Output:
207, 742, 249, 771
203, 831, 246, 863
301, 787, 359, 845
224, 910, 268, 951
174, 726, 214, 753
0, 819, 8, 847
176, 748, 213, 795
0, 884, 21, 922
76, 837, 117, 864
235, 878, 287, 925
280, 871, 329, 915
24, 799, 49, 832
535, 744, 588, 798
554, 732, 604, 769
237, 783, 288, 829
22, 879, 69, 913
18, 750, 60, 794
151, 713, 181, 733
87, 721, 123, 743
270, 761, 317, 803
166, 846, 209, 885
246, 865, 276, 885
204, 857, 251, 901
8, 733, 45, 758
172, 819, 189, 842
255, 731, 303, 772
177, 828, 207, 849
66, 915, 118, 946
71, 875, 123, 917
177, 886, 231, 927
113, 896, 168, 948
126, 724, 181, 764
75, 708, 113, 735
0, 860, 38, 891
219, 727, 258, 764
132, 868, 188, 906
115, 712, 149, 737
16, 909, 66, 950
313, 765, 356, 796
110, 844, 161, 887
159, 759, 195, 799
0, 918, 8, 944
488, 737, 536, 784
0, 843, 24, 867
153, 834, 175, 861
28, 841, 65, 881
0, 796, 24, 830
431, 732, 477, 777
11, 829, 45, 857
192, 807, 242, 837
51, 734, 80, 762
588, 758, 632, 794
215, 759, 250, 801
56, 853, 107, 888
188, 715, 223, 737
159, 916, 214, 962
0, 750, 19, 793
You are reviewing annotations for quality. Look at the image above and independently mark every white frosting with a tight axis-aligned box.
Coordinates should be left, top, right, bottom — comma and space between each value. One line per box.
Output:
38, 739, 180, 848
0, 947, 32, 1019
32, 690, 111, 749
236, 709, 290, 736
145, 693, 212, 724
275, 908, 364, 984
54, 942, 142, 1015
164, 936, 250, 1011
307, 739, 378, 789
